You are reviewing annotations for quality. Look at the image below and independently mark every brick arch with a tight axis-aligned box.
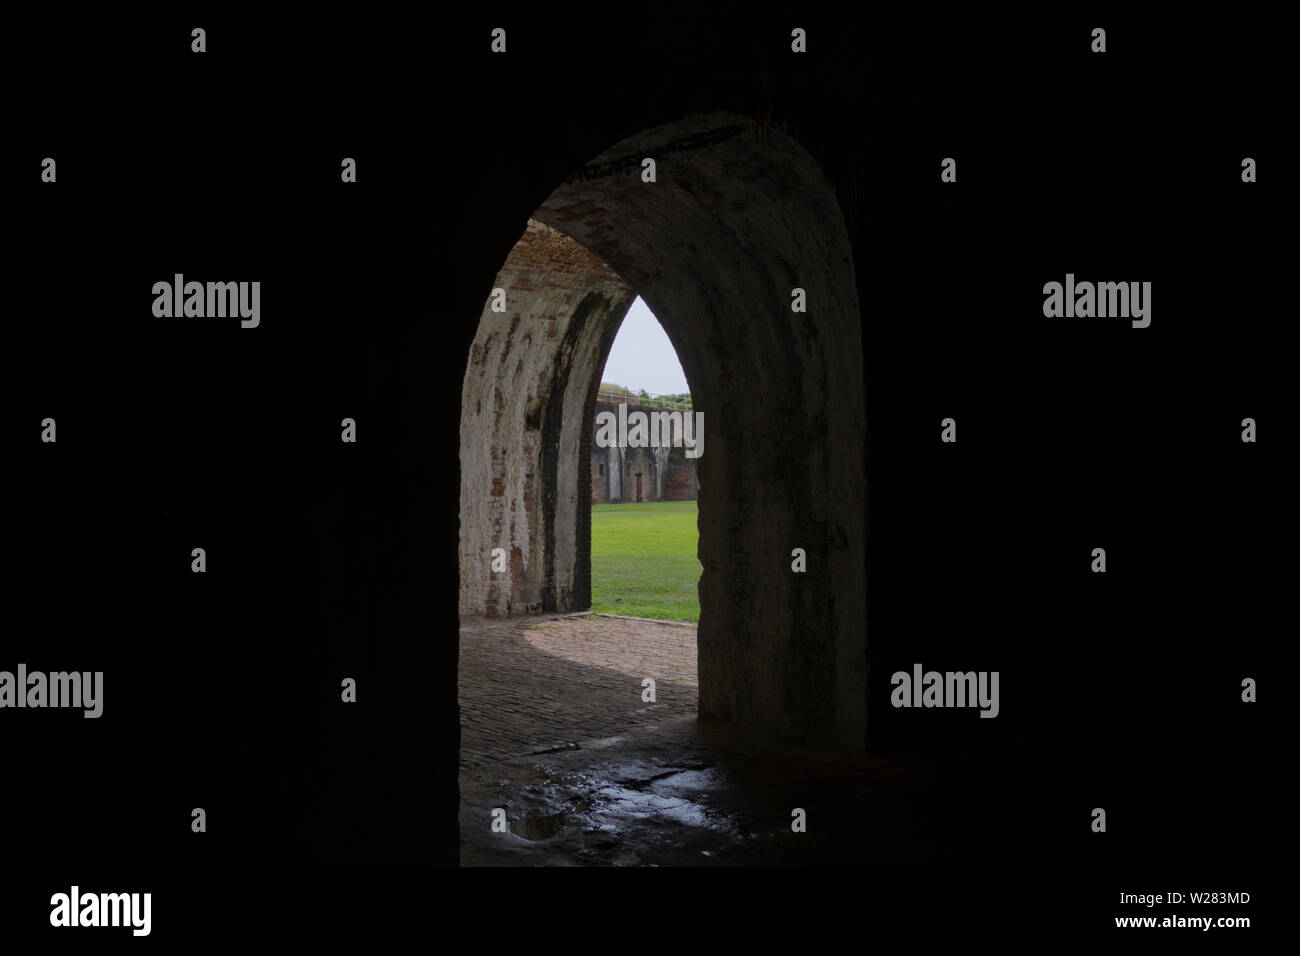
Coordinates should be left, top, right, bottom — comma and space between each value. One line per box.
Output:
461, 111, 866, 751
459, 220, 635, 619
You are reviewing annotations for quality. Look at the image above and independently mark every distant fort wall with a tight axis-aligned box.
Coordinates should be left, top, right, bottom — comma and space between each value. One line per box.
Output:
589, 397, 699, 504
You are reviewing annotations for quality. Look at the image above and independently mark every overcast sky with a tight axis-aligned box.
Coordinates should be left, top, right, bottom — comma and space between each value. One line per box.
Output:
601, 297, 690, 395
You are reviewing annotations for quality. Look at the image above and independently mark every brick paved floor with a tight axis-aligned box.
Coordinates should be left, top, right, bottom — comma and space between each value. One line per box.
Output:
458, 613, 698, 769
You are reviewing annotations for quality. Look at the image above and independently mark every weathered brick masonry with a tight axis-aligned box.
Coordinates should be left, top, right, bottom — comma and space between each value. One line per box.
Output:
460, 222, 636, 618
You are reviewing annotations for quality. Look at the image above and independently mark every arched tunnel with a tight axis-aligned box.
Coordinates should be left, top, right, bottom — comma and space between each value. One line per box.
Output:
274, 12, 1049, 873
459, 113, 866, 751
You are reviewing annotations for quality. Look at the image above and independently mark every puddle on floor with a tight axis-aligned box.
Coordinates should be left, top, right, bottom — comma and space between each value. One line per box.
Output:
461, 716, 896, 865
510, 811, 570, 841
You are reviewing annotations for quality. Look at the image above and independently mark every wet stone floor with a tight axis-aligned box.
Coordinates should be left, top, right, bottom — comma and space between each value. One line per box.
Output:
458, 615, 929, 866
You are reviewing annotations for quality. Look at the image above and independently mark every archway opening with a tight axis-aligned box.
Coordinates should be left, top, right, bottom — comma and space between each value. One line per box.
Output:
590, 296, 701, 623
457, 113, 867, 864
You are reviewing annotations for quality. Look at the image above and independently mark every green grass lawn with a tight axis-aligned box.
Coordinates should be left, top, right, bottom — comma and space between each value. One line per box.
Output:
590, 500, 700, 622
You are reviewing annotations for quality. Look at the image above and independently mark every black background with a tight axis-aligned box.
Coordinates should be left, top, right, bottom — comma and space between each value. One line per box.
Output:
4, 5, 1279, 943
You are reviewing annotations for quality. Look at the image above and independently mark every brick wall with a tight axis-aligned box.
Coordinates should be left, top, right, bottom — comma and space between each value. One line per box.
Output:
589, 400, 700, 503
